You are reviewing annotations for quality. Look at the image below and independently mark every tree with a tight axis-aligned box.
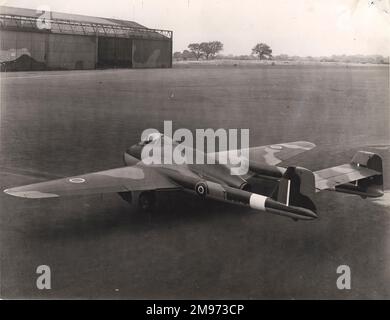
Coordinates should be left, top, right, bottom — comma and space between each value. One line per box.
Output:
200, 41, 224, 60
181, 50, 194, 61
188, 43, 203, 60
173, 51, 182, 60
252, 43, 273, 60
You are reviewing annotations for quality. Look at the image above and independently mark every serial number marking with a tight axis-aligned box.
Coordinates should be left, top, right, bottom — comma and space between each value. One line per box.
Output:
190, 304, 244, 315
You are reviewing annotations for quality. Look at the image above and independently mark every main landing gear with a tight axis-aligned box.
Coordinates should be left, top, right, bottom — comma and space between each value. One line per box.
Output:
118, 190, 156, 212
137, 191, 156, 212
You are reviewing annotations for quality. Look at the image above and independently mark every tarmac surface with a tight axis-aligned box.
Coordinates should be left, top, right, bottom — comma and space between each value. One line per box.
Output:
0, 64, 389, 298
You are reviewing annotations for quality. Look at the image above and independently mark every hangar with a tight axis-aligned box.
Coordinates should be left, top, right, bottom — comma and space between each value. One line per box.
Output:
0, 6, 173, 71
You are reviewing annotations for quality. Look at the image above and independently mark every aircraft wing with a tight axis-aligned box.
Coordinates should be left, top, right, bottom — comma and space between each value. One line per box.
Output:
211, 141, 316, 166
3, 165, 180, 199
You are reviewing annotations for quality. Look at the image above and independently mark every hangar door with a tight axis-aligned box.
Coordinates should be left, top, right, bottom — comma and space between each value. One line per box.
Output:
97, 37, 132, 68
132, 39, 172, 68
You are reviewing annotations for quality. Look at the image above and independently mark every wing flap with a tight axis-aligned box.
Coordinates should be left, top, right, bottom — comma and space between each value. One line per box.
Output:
4, 166, 180, 198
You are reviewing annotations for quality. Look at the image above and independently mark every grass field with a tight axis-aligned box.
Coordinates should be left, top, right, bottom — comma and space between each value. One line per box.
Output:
0, 64, 389, 299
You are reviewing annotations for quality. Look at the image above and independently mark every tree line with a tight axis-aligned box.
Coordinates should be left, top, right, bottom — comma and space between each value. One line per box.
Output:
173, 42, 273, 61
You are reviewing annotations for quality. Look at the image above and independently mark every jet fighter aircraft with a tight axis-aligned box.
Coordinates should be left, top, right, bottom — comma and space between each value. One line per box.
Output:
3, 133, 384, 221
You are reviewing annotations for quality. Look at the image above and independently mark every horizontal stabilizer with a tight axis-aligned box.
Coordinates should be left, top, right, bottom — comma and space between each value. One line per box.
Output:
314, 151, 383, 198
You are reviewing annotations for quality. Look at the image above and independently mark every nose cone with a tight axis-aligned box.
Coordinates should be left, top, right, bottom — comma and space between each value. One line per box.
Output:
124, 145, 143, 165
131, 145, 143, 159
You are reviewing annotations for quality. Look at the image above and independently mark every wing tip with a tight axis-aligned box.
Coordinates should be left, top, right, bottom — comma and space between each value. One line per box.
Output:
3, 188, 17, 196
297, 141, 316, 149
3, 188, 59, 199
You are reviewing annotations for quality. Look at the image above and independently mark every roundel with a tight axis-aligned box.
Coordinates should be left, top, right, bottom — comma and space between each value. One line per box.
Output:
195, 182, 207, 197
69, 177, 86, 183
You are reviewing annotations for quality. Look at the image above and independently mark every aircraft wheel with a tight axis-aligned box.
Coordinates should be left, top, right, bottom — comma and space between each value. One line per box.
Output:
138, 191, 156, 212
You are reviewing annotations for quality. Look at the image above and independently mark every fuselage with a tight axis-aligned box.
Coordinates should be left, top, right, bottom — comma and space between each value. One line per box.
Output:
124, 134, 250, 190
122, 134, 317, 221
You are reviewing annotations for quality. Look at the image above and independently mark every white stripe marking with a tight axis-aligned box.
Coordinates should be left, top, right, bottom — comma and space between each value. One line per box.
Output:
249, 194, 267, 211
286, 180, 291, 206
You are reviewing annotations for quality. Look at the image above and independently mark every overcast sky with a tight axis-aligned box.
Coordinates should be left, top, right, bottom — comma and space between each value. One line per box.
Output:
2, 0, 390, 56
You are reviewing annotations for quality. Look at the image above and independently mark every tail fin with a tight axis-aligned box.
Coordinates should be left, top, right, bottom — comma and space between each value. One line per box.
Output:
273, 166, 317, 213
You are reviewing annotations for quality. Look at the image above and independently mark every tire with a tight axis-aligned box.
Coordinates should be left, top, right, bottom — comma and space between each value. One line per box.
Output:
138, 191, 156, 212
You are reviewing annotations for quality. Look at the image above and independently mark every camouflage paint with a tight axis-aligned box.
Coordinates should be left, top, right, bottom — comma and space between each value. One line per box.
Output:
0, 30, 46, 71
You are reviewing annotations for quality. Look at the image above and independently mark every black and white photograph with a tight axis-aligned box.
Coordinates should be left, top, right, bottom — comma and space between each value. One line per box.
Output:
0, 0, 389, 305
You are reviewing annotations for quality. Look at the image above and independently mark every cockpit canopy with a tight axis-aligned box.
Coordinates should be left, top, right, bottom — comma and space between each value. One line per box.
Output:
138, 132, 164, 146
